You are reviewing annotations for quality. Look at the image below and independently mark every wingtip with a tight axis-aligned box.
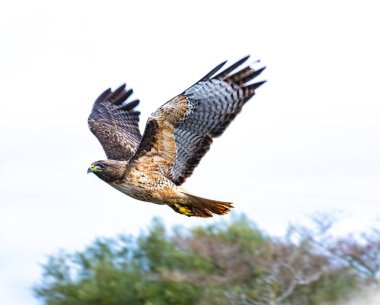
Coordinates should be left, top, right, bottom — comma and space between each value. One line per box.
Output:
118, 83, 127, 90
251, 66, 266, 78
121, 99, 140, 111
94, 88, 112, 104
113, 83, 127, 96
124, 88, 134, 100
200, 60, 228, 81
219, 59, 228, 67
213, 55, 252, 79
241, 54, 251, 62
248, 80, 267, 91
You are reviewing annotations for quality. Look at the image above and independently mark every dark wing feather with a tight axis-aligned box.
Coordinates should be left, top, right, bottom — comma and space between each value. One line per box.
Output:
88, 84, 142, 160
131, 56, 266, 185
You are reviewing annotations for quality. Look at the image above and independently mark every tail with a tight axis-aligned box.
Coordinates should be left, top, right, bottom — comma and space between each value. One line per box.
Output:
171, 192, 234, 218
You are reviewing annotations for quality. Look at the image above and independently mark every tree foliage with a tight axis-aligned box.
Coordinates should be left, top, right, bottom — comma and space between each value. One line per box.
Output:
34, 215, 380, 305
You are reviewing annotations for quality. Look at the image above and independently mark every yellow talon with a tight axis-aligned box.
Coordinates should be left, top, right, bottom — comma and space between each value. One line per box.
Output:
179, 206, 193, 216
173, 204, 194, 216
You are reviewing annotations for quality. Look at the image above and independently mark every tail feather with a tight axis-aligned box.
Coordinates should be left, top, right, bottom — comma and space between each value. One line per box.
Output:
183, 193, 233, 218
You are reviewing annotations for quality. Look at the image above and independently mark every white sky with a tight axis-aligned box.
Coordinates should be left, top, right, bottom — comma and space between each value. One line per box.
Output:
1, 1, 380, 304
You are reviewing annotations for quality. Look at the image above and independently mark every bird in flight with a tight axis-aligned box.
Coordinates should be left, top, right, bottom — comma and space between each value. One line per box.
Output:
87, 56, 265, 217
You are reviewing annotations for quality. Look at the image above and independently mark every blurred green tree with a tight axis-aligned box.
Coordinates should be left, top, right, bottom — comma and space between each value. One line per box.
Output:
34, 215, 379, 305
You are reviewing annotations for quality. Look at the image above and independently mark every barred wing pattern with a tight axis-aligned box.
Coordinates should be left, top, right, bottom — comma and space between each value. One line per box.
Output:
88, 84, 142, 161
132, 56, 265, 185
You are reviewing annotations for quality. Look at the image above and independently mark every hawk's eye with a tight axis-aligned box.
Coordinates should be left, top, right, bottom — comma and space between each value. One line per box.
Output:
96, 164, 106, 170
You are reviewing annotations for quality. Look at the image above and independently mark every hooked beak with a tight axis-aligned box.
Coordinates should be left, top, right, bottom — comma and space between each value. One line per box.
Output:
87, 164, 102, 174
87, 164, 97, 174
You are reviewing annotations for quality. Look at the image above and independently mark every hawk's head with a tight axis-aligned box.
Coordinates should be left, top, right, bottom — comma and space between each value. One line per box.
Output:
87, 160, 126, 182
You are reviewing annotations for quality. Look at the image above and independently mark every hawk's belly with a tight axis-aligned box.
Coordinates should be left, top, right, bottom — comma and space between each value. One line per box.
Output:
109, 169, 181, 205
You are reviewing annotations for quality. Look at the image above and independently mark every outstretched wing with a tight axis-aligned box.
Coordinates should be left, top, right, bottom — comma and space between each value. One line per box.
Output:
131, 56, 266, 185
88, 84, 142, 161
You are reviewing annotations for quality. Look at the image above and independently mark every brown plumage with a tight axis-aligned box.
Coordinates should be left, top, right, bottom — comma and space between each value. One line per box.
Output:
87, 56, 265, 217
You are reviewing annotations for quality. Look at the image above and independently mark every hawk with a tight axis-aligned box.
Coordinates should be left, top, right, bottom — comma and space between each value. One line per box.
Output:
87, 56, 265, 217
